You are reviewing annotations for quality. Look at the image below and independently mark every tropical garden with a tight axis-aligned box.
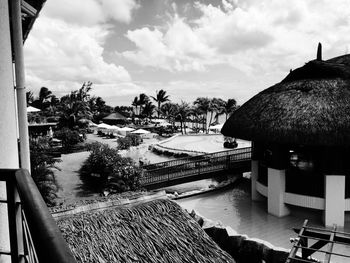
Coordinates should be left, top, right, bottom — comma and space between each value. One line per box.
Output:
27, 82, 238, 206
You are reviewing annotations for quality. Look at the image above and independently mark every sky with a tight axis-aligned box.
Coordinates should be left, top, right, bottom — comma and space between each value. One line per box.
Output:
24, 0, 350, 106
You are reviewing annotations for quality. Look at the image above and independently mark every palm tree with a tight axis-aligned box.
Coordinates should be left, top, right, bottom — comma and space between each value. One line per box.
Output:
194, 97, 210, 133
77, 81, 92, 102
132, 96, 139, 116
58, 89, 92, 128
160, 102, 178, 126
219, 98, 237, 120
208, 98, 225, 128
141, 101, 156, 118
138, 93, 149, 117
176, 101, 191, 134
151, 89, 170, 118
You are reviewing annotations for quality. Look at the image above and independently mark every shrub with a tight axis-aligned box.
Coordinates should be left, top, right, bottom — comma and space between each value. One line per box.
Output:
80, 142, 143, 193
30, 136, 61, 206
117, 134, 142, 150
54, 128, 82, 151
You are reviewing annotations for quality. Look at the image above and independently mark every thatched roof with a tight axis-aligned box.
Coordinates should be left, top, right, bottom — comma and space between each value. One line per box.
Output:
221, 57, 350, 146
103, 112, 126, 120
57, 199, 235, 263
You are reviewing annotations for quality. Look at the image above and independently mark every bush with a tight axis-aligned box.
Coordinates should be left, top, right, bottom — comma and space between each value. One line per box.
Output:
30, 136, 61, 206
80, 142, 143, 193
54, 128, 82, 151
117, 134, 142, 150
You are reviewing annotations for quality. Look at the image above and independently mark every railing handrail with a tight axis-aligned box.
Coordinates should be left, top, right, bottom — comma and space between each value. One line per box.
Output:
143, 151, 251, 174
143, 147, 252, 169
141, 148, 252, 186
15, 169, 76, 263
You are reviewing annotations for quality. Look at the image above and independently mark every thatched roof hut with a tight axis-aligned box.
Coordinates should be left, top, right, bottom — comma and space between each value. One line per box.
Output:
221, 55, 350, 147
102, 112, 127, 125
57, 199, 235, 263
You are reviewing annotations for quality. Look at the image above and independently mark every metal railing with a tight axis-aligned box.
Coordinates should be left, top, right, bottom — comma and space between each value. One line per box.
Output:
0, 169, 76, 263
141, 147, 252, 186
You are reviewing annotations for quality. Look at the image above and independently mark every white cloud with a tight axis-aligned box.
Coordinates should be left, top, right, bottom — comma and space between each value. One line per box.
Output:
122, 16, 216, 72
24, 0, 138, 97
43, 0, 138, 26
121, 0, 350, 76
25, 18, 130, 88
100, 0, 140, 24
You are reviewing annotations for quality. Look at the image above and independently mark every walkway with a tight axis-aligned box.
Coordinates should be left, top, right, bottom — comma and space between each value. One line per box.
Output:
141, 147, 251, 189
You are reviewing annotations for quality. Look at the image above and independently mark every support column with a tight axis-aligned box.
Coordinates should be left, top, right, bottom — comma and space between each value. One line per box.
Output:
324, 175, 345, 227
12, 0, 31, 171
0, 0, 19, 259
251, 160, 263, 201
267, 168, 290, 217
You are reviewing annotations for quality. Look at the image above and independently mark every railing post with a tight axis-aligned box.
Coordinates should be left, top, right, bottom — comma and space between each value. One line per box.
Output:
6, 176, 24, 263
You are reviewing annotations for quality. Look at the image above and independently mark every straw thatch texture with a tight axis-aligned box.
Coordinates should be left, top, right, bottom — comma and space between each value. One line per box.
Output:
327, 54, 350, 67
221, 60, 350, 146
57, 199, 235, 263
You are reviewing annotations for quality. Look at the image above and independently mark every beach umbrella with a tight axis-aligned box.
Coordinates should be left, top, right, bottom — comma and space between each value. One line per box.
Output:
119, 127, 135, 132
27, 106, 41, 113
97, 123, 112, 129
222, 52, 350, 147
131, 129, 150, 134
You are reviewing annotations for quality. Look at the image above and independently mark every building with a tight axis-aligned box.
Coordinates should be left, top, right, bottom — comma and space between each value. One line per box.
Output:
222, 46, 350, 227
0, 1, 76, 261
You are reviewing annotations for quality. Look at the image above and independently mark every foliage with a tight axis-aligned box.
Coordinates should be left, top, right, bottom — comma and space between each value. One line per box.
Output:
141, 101, 156, 118
151, 89, 170, 118
29, 137, 61, 206
80, 142, 143, 193
54, 128, 83, 151
117, 134, 142, 150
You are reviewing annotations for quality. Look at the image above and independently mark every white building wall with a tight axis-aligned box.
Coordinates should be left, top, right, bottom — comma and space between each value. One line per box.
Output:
324, 175, 345, 227
267, 168, 290, 217
0, 1, 19, 258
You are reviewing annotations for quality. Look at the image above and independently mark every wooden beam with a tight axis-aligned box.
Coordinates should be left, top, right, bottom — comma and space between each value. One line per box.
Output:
21, 1, 37, 17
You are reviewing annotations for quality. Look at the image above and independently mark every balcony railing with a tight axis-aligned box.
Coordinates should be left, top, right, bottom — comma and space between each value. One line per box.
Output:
0, 169, 76, 263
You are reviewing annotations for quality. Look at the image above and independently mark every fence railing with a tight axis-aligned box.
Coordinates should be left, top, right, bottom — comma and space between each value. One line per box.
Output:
0, 169, 76, 263
141, 147, 252, 186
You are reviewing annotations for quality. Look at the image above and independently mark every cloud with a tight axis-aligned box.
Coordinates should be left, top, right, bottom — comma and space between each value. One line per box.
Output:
24, 0, 138, 97
121, 15, 216, 72
25, 18, 130, 88
121, 0, 350, 76
43, 0, 138, 26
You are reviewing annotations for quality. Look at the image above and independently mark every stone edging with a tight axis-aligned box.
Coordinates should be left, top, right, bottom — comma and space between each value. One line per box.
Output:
52, 191, 167, 219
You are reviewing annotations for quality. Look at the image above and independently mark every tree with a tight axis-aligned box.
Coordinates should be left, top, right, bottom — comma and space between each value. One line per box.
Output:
80, 142, 143, 193
176, 101, 191, 134
29, 137, 61, 206
142, 101, 156, 118
31, 87, 53, 110
219, 98, 237, 120
132, 96, 139, 116
151, 89, 170, 118
208, 98, 225, 127
58, 84, 93, 128
26, 91, 35, 106
160, 102, 178, 125
138, 93, 149, 115
194, 97, 210, 133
